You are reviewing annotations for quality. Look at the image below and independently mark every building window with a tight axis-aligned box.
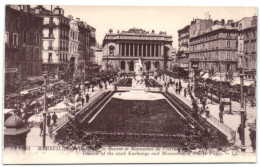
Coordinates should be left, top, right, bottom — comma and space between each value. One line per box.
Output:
5, 32, 9, 44
109, 45, 115, 55
48, 53, 52, 62
13, 33, 18, 46
226, 51, 231, 59
226, 40, 230, 48
227, 32, 230, 37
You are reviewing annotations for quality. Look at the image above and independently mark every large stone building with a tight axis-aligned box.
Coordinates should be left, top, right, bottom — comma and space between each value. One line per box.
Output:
176, 25, 190, 73
31, 6, 70, 79
189, 20, 239, 76
78, 20, 91, 69
5, 5, 43, 77
93, 44, 103, 66
237, 16, 257, 81
102, 28, 173, 72
68, 16, 79, 71
89, 26, 97, 63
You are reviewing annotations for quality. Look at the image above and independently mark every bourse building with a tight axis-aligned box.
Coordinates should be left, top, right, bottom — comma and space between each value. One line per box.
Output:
102, 28, 173, 73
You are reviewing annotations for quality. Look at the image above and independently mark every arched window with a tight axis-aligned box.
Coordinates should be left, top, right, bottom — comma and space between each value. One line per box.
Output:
109, 45, 115, 55
121, 61, 125, 70
226, 40, 230, 48
129, 61, 134, 71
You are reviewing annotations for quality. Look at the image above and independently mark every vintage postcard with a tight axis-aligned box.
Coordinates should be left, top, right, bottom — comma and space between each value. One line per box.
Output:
2, 4, 257, 164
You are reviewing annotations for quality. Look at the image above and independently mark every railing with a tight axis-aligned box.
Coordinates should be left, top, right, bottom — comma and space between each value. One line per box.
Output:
51, 90, 110, 133
205, 113, 236, 142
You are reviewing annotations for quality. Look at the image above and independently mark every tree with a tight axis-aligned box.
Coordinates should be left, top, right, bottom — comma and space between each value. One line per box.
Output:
7, 65, 27, 94
57, 115, 102, 151
63, 63, 73, 83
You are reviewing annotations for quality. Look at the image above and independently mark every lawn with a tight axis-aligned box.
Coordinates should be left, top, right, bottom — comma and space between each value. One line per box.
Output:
87, 98, 189, 135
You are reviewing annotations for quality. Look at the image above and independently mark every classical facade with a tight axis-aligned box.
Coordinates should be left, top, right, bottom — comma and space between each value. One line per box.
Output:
102, 28, 173, 72
31, 6, 70, 79
237, 16, 257, 81
189, 20, 239, 76
5, 5, 43, 77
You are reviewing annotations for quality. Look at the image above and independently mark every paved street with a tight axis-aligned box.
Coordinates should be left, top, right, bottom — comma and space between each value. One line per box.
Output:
157, 76, 255, 153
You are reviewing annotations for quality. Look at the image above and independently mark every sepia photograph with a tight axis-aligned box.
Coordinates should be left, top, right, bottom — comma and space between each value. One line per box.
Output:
1, 1, 258, 164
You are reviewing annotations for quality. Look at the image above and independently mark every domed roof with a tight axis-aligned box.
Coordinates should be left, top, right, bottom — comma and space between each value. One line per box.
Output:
4, 114, 24, 128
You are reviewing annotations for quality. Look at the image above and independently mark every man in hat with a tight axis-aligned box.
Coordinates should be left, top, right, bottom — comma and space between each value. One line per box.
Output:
249, 125, 256, 152
39, 121, 43, 136
85, 93, 89, 103
219, 112, 224, 123
205, 106, 210, 118
52, 112, 58, 126
47, 112, 51, 127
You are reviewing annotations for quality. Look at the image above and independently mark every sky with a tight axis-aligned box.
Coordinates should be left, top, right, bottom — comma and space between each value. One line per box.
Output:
39, 5, 257, 49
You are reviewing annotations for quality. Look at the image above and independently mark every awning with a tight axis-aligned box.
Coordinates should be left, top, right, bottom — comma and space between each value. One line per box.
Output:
231, 77, 254, 86
26, 76, 44, 84
4, 109, 16, 114
211, 76, 226, 82
202, 73, 209, 79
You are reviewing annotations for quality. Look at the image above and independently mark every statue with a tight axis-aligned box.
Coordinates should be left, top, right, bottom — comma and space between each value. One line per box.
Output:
134, 58, 143, 84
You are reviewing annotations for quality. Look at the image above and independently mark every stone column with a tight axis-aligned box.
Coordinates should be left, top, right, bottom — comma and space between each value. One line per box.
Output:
119, 43, 121, 56
158, 44, 161, 57
124, 43, 126, 56
150, 44, 152, 57
146, 44, 148, 57
133, 43, 135, 57
141, 44, 143, 57
137, 44, 139, 57
128, 44, 131, 56
154, 44, 156, 57
161, 45, 164, 57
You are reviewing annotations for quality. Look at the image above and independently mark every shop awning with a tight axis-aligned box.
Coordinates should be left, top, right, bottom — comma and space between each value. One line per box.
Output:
231, 77, 254, 86
202, 73, 209, 79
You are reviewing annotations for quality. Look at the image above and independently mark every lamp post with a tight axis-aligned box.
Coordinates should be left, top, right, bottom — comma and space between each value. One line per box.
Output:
42, 74, 48, 148
240, 68, 246, 153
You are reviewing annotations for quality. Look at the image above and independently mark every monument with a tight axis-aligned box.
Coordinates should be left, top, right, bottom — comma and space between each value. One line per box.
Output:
132, 58, 145, 90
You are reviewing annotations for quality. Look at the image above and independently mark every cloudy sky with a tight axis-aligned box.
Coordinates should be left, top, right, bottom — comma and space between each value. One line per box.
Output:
26, 5, 259, 48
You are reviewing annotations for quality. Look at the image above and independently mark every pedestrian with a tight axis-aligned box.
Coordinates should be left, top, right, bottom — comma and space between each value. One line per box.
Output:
105, 83, 107, 89
81, 97, 85, 106
237, 124, 242, 140
85, 93, 89, 103
52, 112, 58, 126
219, 101, 224, 113
205, 106, 210, 118
39, 121, 43, 136
249, 129, 256, 152
184, 88, 187, 97
219, 112, 224, 123
47, 113, 51, 127
202, 97, 207, 110
190, 85, 193, 91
